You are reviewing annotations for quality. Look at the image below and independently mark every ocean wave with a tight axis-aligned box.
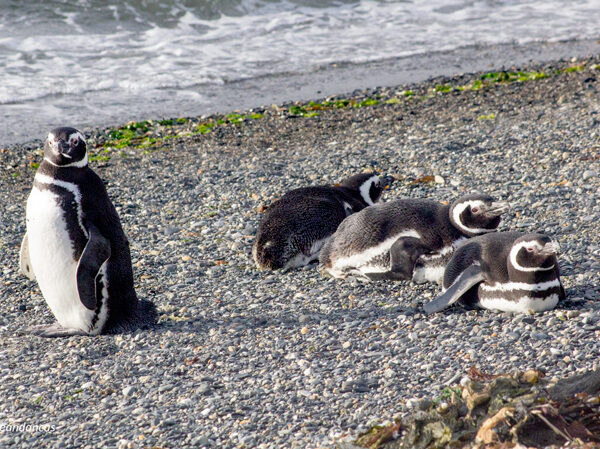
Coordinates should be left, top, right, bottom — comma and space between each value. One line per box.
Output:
1, 0, 599, 119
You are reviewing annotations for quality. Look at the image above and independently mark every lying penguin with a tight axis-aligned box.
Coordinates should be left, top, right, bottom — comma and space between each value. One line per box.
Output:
253, 172, 394, 270
423, 232, 565, 314
20, 127, 157, 337
320, 193, 509, 283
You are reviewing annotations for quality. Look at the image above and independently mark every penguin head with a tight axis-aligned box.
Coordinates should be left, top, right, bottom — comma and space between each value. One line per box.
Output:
44, 127, 88, 167
509, 233, 560, 272
449, 194, 509, 236
339, 172, 395, 206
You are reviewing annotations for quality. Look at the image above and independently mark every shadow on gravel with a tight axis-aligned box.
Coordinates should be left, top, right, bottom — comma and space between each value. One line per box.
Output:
152, 304, 421, 335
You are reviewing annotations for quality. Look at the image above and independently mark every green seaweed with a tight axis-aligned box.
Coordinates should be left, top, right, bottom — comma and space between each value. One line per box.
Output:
89, 154, 111, 162
289, 105, 307, 116
355, 98, 379, 108
135, 137, 158, 149
434, 84, 452, 93
561, 65, 585, 73
226, 113, 245, 124
196, 123, 215, 134
85, 61, 592, 159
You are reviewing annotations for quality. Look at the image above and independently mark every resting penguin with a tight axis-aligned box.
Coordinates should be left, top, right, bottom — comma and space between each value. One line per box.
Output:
319, 193, 509, 283
423, 232, 565, 314
20, 127, 157, 337
252, 172, 394, 270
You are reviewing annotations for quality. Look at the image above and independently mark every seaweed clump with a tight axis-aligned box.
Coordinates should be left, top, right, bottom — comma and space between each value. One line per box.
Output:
341, 368, 600, 449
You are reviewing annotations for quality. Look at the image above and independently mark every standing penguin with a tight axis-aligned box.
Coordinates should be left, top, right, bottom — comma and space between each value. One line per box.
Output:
20, 127, 157, 337
423, 232, 565, 313
320, 194, 509, 283
252, 172, 394, 270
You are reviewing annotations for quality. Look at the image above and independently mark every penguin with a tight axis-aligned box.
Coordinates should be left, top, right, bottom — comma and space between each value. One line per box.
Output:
319, 193, 509, 283
20, 127, 157, 337
423, 232, 565, 314
252, 172, 394, 270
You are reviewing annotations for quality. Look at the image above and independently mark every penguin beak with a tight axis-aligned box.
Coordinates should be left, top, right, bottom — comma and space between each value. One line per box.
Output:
539, 241, 560, 256
485, 201, 509, 216
381, 175, 395, 190
58, 140, 73, 159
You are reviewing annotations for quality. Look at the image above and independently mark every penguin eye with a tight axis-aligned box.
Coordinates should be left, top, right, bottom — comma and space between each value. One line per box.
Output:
471, 207, 479, 214
72, 138, 79, 146
526, 247, 534, 252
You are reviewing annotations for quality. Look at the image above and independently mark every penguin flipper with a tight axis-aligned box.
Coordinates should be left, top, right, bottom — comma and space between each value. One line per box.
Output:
19, 233, 35, 280
390, 237, 427, 279
423, 264, 485, 314
363, 237, 427, 281
76, 223, 111, 310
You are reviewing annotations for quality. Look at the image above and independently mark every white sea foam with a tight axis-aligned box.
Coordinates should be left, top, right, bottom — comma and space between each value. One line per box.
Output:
1, 0, 599, 142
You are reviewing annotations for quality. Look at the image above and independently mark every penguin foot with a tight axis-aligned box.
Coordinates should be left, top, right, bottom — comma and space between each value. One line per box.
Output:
27, 323, 88, 338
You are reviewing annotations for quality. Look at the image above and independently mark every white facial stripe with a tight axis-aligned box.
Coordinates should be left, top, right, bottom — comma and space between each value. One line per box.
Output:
359, 175, 380, 206
69, 131, 86, 144
509, 240, 555, 272
34, 173, 89, 238
478, 294, 560, 313
480, 278, 561, 292
332, 230, 421, 271
47, 132, 59, 155
452, 200, 493, 234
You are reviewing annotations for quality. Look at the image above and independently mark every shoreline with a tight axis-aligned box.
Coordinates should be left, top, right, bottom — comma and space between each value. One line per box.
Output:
2, 37, 600, 147
1, 55, 600, 448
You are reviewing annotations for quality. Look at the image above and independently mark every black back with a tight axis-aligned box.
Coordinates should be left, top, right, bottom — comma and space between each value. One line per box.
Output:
254, 173, 384, 269
321, 198, 463, 267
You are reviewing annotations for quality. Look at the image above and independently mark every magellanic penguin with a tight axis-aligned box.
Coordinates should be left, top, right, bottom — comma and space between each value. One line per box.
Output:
20, 127, 157, 337
252, 173, 394, 270
319, 194, 509, 283
423, 232, 565, 314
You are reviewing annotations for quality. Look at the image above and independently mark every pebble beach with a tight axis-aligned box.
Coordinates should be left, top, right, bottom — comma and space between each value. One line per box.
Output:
1, 56, 600, 448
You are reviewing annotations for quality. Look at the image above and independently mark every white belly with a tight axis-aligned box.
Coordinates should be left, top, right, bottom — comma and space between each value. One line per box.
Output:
478, 293, 560, 313
26, 187, 94, 332
330, 230, 422, 278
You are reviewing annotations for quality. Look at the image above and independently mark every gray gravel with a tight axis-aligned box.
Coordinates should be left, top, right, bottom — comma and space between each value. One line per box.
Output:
1, 56, 600, 449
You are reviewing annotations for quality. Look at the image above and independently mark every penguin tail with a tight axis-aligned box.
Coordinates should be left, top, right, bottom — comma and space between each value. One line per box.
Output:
103, 298, 158, 334
135, 298, 158, 327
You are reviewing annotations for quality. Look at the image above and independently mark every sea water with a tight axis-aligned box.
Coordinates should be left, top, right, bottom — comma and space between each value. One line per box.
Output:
1, 0, 599, 144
